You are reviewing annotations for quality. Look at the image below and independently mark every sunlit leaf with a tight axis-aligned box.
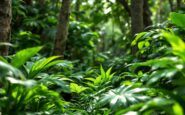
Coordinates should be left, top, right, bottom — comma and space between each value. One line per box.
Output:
11, 46, 42, 68
131, 32, 147, 46
173, 103, 183, 115
70, 83, 87, 93
28, 56, 62, 78
98, 85, 149, 111
162, 32, 185, 60
170, 12, 185, 29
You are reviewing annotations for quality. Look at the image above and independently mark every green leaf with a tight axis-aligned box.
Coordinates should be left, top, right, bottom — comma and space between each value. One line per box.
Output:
7, 77, 36, 87
140, 98, 175, 114
138, 41, 145, 49
116, 103, 144, 115
130, 57, 178, 72
0, 56, 8, 63
131, 32, 147, 46
11, 46, 42, 68
0, 61, 24, 79
162, 32, 185, 60
70, 83, 87, 93
173, 103, 183, 115
40, 75, 71, 93
28, 56, 61, 78
98, 85, 149, 111
170, 12, 185, 29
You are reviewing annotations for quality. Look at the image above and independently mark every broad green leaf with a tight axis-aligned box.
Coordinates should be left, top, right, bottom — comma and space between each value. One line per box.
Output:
147, 68, 177, 85
28, 56, 61, 78
140, 98, 174, 112
98, 85, 149, 111
173, 103, 183, 115
162, 32, 185, 60
170, 12, 185, 29
130, 57, 178, 72
11, 46, 42, 68
131, 32, 147, 46
40, 75, 71, 93
138, 41, 145, 49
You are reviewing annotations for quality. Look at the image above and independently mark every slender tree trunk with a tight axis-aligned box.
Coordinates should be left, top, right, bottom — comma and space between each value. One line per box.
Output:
143, 0, 152, 28
0, 0, 12, 56
75, 0, 81, 20
23, 0, 32, 5
177, 0, 182, 9
131, 0, 144, 54
169, 0, 174, 11
118, 0, 131, 16
53, 0, 71, 56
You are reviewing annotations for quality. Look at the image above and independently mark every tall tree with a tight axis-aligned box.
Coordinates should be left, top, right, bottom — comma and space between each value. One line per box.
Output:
118, 0, 131, 16
75, 0, 81, 20
143, 0, 152, 28
177, 0, 182, 9
169, 0, 174, 11
0, 0, 12, 56
53, 0, 71, 56
131, 0, 144, 35
131, 0, 144, 53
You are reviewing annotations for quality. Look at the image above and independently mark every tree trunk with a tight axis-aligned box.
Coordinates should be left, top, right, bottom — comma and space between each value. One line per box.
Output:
118, 0, 131, 16
53, 0, 71, 56
169, 0, 174, 11
0, 0, 12, 56
143, 0, 152, 28
75, 0, 81, 20
131, 0, 144, 54
177, 0, 182, 9
131, 0, 144, 35
23, 0, 32, 5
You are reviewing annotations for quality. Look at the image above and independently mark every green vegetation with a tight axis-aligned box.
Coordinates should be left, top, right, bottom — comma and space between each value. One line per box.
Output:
1, 0, 185, 114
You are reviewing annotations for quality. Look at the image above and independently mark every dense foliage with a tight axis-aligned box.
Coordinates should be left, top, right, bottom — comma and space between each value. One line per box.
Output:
1, 0, 185, 114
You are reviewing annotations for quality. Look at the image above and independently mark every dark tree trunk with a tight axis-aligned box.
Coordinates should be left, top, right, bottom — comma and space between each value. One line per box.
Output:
131, 0, 144, 35
118, 0, 131, 16
169, 0, 174, 11
0, 0, 12, 56
131, 0, 144, 54
177, 0, 182, 9
23, 0, 32, 5
75, 0, 81, 20
143, 0, 152, 28
53, 0, 71, 56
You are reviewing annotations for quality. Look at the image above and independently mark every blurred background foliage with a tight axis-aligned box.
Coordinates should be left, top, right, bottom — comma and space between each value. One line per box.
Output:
0, 0, 185, 114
